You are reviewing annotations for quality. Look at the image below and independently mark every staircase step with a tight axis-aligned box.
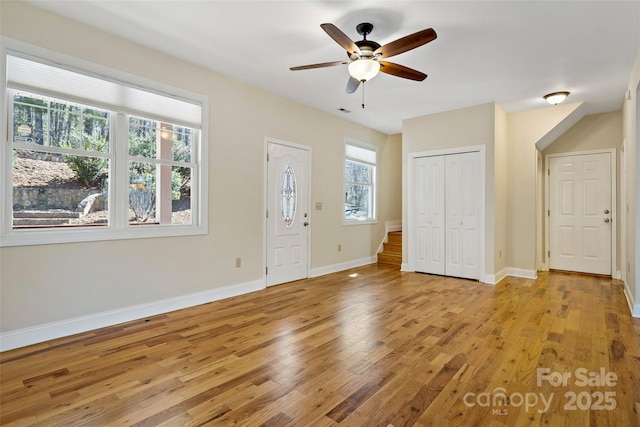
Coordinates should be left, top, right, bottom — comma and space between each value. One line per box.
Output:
377, 252, 402, 266
387, 231, 402, 245
383, 242, 402, 254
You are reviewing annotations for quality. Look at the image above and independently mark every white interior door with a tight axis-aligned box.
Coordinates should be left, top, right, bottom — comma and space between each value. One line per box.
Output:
447, 152, 480, 279
414, 156, 445, 275
413, 152, 480, 280
549, 152, 612, 275
266, 142, 310, 286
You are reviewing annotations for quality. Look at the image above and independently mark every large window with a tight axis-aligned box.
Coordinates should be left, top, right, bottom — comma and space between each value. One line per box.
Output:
1, 47, 207, 246
344, 140, 377, 223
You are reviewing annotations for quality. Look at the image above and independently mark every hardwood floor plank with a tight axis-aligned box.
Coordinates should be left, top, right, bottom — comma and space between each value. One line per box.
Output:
1, 266, 639, 426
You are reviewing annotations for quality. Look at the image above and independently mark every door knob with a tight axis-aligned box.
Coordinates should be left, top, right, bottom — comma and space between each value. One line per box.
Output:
604, 218, 610, 223
604, 209, 610, 214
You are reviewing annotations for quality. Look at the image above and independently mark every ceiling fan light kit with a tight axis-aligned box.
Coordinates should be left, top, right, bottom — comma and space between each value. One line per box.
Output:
290, 22, 437, 107
544, 91, 570, 105
348, 59, 380, 82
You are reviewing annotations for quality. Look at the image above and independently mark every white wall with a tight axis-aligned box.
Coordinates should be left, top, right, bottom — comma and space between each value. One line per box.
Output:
0, 2, 402, 346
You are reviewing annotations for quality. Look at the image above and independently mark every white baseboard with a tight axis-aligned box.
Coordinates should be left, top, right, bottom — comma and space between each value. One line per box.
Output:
377, 220, 402, 254
506, 268, 538, 280
623, 282, 640, 318
401, 263, 412, 272
386, 220, 402, 233
482, 269, 503, 285
0, 279, 264, 352
484, 268, 537, 284
310, 256, 377, 278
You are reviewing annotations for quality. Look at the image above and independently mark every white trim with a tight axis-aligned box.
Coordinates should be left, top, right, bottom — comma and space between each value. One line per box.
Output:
2, 37, 206, 127
264, 137, 312, 287
0, 279, 264, 352
620, 140, 627, 283
343, 138, 378, 225
377, 220, 402, 254
407, 145, 486, 281
0, 37, 209, 247
310, 256, 377, 278
544, 149, 617, 276
483, 269, 506, 285
623, 282, 640, 318
484, 268, 537, 284
506, 268, 538, 279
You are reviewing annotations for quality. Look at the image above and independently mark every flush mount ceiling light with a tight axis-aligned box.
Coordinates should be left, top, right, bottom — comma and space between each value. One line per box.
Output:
544, 91, 570, 105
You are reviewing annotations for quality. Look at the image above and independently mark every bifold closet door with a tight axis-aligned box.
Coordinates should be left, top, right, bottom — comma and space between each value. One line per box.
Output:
413, 152, 480, 280
445, 152, 480, 280
414, 155, 445, 275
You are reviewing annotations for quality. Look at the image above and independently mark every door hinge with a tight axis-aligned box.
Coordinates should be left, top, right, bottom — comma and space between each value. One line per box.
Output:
548, 250, 550, 257
266, 153, 269, 162
547, 169, 550, 176
266, 267, 268, 275
547, 209, 550, 217
266, 210, 269, 218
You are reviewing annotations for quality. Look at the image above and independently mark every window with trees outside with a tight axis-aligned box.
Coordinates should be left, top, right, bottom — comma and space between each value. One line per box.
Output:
1, 48, 207, 246
344, 140, 377, 223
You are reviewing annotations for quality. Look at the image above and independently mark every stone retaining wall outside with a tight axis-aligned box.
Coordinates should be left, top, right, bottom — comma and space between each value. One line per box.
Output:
13, 188, 99, 211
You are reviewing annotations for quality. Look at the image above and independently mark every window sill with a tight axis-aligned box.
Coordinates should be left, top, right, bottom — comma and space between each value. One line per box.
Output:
0, 224, 207, 247
343, 219, 378, 226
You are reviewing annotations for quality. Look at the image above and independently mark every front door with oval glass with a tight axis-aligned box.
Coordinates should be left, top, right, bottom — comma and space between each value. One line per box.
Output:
266, 141, 310, 286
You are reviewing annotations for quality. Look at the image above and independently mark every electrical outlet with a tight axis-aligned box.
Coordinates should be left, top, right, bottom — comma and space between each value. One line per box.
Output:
235, 257, 241, 268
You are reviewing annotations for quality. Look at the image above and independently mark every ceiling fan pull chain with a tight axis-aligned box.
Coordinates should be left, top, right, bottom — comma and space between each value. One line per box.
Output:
361, 81, 365, 109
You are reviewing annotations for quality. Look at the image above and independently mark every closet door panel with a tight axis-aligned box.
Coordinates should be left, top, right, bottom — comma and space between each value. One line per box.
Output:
445, 154, 463, 278
414, 156, 445, 275
461, 152, 480, 280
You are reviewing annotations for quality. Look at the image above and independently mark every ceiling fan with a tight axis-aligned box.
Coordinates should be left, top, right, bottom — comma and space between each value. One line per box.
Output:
290, 22, 437, 95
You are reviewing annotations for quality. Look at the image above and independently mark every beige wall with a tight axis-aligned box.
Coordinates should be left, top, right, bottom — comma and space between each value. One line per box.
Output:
543, 112, 623, 275
0, 2, 402, 334
543, 112, 622, 155
402, 103, 498, 279
494, 104, 508, 274
622, 48, 640, 313
506, 103, 584, 272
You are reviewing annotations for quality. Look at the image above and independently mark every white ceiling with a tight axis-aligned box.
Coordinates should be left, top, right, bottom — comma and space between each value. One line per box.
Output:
24, 0, 640, 135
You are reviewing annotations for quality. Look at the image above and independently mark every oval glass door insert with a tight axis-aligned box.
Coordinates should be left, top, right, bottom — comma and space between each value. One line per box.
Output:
281, 165, 297, 227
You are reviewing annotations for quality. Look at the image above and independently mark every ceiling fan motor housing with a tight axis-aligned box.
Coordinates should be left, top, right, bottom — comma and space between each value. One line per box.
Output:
349, 23, 381, 60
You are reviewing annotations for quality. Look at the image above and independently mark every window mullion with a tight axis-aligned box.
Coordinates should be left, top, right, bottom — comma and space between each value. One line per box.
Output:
113, 113, 129, 229
2, 91, 14, 235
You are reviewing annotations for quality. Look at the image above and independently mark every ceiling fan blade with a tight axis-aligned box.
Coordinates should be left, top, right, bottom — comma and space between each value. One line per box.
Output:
290, 60, 347, 71
346, 77, 361, 94
379, 61, 427, 81
374, 28, 437, 59
321, 23, 361, 55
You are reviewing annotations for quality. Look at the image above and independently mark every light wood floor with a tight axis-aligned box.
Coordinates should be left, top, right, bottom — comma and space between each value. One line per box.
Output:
1, 265, 639, 426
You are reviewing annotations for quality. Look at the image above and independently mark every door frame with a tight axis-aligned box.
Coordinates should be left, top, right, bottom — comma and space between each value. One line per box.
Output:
263, 137, 312, 287
407, 145, 486, 281
544, 149, 617, 277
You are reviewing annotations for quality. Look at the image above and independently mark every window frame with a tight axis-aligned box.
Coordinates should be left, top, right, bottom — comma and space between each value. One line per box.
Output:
0, 39, 209, 247
343, 138, 377, 225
